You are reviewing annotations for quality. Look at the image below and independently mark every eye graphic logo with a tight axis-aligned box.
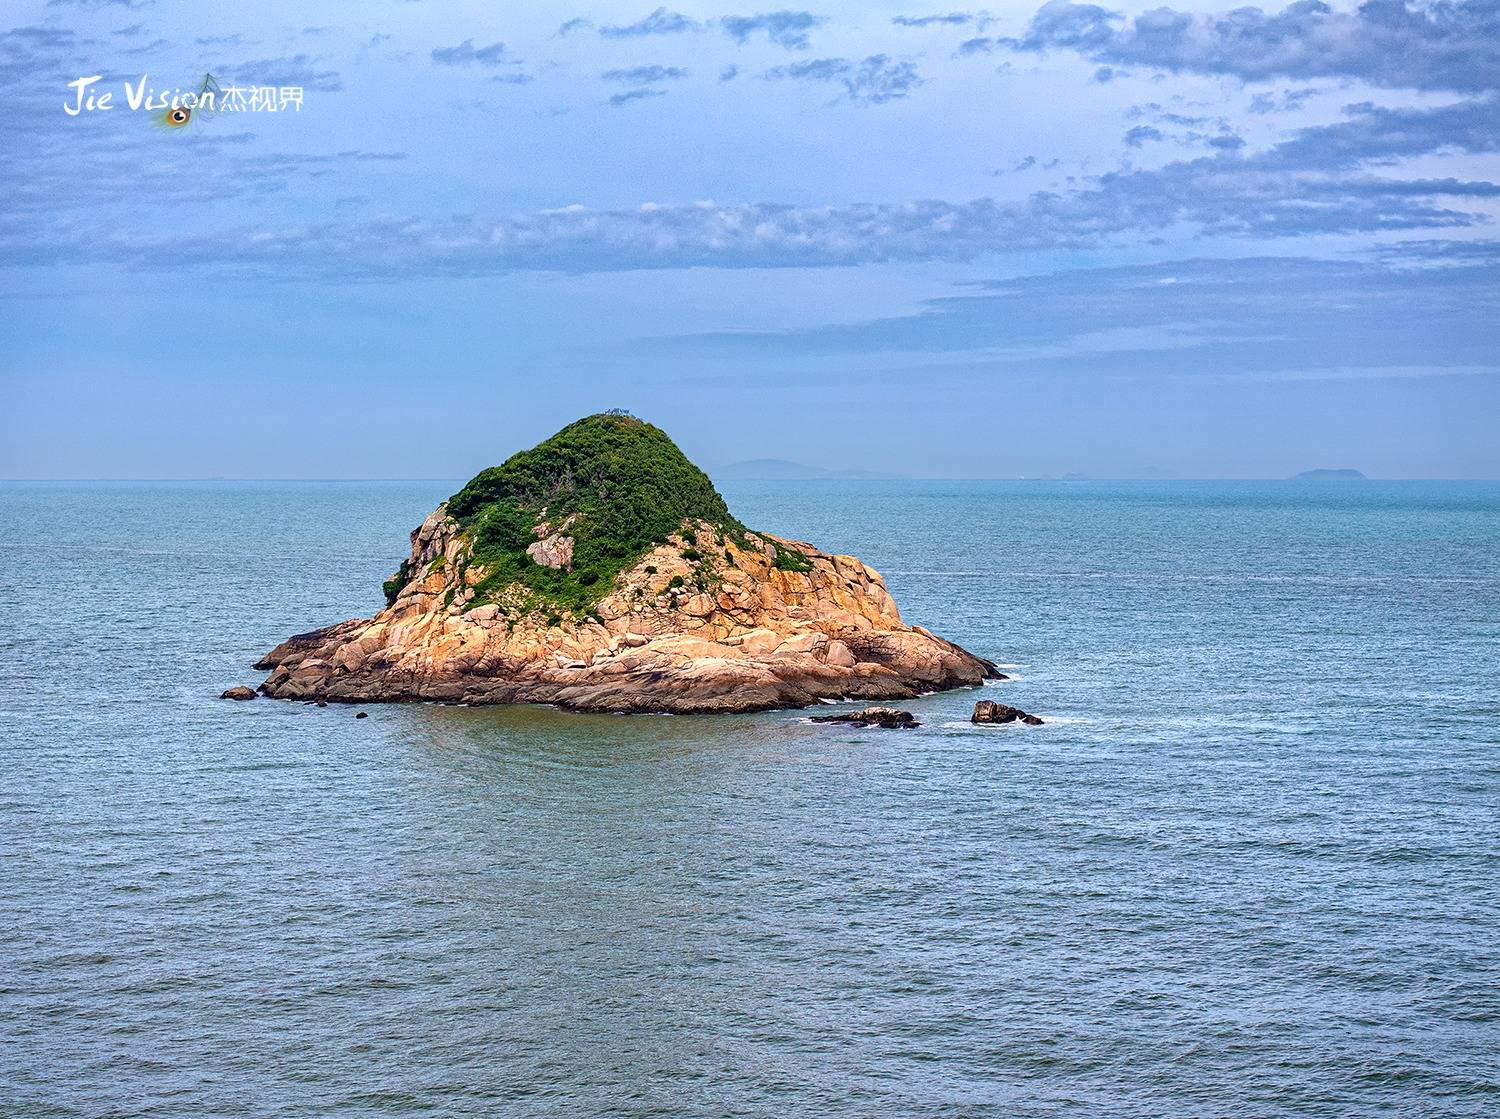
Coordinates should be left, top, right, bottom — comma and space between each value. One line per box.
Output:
155, 73, 221, 130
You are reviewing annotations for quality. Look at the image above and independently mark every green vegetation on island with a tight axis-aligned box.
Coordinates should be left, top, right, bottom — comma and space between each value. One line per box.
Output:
438, 412, 747, 615
771, 546, 813, 573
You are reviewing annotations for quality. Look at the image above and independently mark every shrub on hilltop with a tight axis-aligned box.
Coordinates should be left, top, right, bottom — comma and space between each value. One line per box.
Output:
441, 413, 743, 615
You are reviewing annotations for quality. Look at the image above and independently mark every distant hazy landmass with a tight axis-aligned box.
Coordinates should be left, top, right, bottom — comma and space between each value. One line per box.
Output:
1295, 468, 1368, 480
713, 458, 902, 480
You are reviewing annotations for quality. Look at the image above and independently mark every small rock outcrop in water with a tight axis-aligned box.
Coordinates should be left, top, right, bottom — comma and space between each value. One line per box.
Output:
972, 699, 1043, 725
220, 686, 256, 701
811, 706, 919, 729
250, 414, 1001, 714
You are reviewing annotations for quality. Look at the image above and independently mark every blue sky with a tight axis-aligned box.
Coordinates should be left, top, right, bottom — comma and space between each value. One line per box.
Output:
1, 0, 1497, 478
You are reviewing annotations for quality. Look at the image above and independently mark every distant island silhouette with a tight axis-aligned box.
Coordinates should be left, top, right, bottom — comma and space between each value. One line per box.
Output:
1295, 468, 1368, 480
713, 458, 902, 481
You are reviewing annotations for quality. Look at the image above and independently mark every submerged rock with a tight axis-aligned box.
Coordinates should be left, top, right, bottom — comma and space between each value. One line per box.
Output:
220, 685, 257, 701
971, 699, 1043, 725
253, 413, 1003, 715
811, 706, 919, 729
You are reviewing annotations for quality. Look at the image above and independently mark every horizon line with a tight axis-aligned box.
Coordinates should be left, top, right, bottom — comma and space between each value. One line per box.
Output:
3, 475, 1499, 484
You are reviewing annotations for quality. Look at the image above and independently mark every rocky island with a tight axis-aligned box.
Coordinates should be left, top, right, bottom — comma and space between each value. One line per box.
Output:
252, 413, 1000, 713
1295, 468, 1367, 480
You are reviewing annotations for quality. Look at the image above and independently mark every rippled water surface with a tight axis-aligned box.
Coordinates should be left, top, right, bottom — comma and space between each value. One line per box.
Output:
3, 479, 1498, 1117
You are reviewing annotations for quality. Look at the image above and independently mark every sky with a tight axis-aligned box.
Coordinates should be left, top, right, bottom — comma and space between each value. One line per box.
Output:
1, 0, 1497, 479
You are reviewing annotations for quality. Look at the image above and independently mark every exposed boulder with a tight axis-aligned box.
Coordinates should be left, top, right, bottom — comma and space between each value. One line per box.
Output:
526, 526, 575, 569
220, 685, 256, 701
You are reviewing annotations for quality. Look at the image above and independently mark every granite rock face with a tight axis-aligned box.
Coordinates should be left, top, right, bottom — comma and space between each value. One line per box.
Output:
251, 416, 1001, 714
256, 512, 998, 713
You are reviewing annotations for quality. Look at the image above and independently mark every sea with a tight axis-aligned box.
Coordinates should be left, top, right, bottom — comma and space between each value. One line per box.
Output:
2, 479, 1497, 1117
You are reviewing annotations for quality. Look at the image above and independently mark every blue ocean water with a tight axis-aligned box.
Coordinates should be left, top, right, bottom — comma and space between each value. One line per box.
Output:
1, 479, 1497, 1117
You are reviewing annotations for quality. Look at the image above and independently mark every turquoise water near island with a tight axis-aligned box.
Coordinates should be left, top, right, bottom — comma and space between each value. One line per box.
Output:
2, 479, 1497, 1117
